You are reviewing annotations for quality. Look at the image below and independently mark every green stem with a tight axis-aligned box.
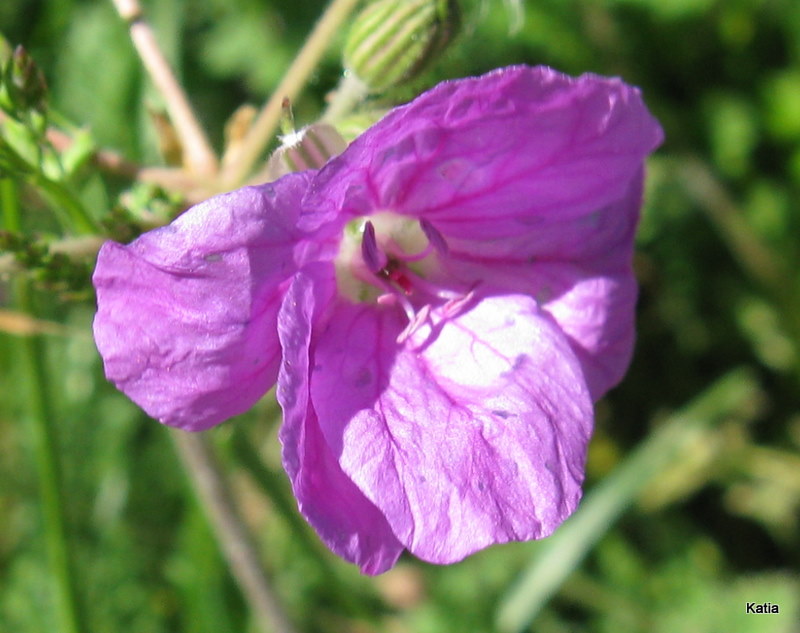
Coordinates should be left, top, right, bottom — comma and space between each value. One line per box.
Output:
1, 177, 20, 230
18, 287, 87, 633
4, 180, 87, 633
219, 0, 361, 189
676, 155, 800, 384
2, 116, 100, 234
31, 172, 101, 235
321, 72, 369, 123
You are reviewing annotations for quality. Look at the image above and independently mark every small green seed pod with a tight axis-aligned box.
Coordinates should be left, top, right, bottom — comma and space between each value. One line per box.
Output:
344, 0, 460, 94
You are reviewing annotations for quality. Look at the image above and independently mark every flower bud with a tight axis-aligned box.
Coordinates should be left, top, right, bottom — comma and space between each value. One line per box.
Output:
266, 123, 348, 179
343, 0, 460, 94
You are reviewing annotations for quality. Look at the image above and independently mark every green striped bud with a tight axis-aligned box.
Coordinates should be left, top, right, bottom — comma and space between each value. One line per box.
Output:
344, 0, 460, 94
266, 123, 348, 179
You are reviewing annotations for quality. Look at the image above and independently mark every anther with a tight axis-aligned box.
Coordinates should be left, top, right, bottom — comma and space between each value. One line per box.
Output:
419, 219, 449, 256
361, 221, 388, 274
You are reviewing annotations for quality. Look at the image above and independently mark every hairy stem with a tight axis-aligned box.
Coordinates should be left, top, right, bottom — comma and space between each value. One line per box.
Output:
321, 72, 369, 123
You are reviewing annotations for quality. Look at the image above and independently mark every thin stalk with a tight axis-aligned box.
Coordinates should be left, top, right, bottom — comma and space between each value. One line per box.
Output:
230, 430, 325, 558
677, 155, 800, 382
30, 172, 101, 235
1, 178, 17, 229
110, 0, 218, 176
18, 286, 87, 633
45, 126, 140, 179
4, 180, 87, 633
677, 155, 784, 293
321, 72, 369, 123
1, 130, 99, 234
230, 430, 381, 618
172, 431, 296, 633
219, 0, 361, 188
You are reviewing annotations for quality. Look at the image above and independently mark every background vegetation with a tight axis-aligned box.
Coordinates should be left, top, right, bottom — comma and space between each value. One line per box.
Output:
1, 0, 798, 631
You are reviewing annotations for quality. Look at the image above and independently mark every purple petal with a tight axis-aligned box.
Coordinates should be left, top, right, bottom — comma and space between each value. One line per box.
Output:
309, 293, 593, 564
308, 65, 662, 247
93, 173, 320, 430
539, 267, 638, 400
277, 266, 404, 574
437, 174, 646, 399
305, 66, 660, 397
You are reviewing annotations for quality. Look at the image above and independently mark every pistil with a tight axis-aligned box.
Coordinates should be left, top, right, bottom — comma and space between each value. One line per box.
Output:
335, 212, 474, 344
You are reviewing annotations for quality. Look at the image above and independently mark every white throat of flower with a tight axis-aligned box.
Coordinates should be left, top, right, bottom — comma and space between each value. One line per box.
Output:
334, 211, 474, 343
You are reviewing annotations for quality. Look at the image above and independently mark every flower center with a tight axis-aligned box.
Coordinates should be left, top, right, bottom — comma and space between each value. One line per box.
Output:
334, 212, 470, 343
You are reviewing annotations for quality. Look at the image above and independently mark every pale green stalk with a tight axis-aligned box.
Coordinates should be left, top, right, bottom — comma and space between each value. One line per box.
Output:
29, 172, 101, 235
321, 72, 369, 123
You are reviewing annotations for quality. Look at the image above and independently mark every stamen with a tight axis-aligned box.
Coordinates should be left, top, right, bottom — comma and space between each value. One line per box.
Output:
393, 287, 417, 324
361, 221, 387, 274
396, 303, 431, 344
442, 287, 477, 318
341, 214, 467, 347
391, 219, 449, 263
370, 274, 416, 323
419, 219, 449, 256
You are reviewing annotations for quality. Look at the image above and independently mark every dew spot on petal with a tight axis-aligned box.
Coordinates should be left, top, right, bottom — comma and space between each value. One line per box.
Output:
204, 253, 223, 263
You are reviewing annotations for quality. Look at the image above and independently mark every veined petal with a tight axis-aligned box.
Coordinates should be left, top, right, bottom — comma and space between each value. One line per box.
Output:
539, 269, 637, 401
309, 294, 593, 564
93, 172, 318, 431
277, 266, 404, 574
308, 65, 662, 251
437, 175, 645, 399
441, 170, 644, 274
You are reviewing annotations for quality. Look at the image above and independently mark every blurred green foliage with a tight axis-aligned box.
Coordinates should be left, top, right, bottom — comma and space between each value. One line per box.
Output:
1, 0, 799, 632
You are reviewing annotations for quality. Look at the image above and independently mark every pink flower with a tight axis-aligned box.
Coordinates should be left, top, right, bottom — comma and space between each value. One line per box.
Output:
93, 66, 663, 573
